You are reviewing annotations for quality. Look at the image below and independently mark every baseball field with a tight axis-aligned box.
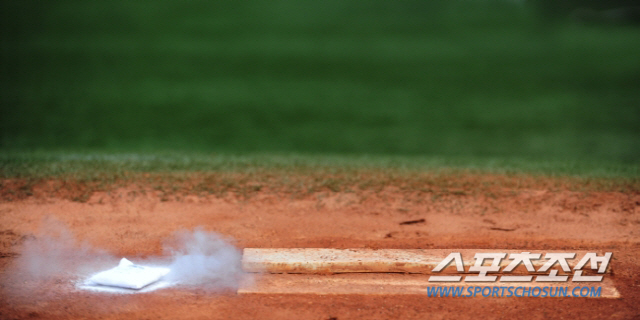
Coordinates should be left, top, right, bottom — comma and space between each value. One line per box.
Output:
1, 1, 639, 319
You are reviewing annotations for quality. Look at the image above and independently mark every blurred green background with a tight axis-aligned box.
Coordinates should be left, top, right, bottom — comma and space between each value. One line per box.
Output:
1, 0, 639, 165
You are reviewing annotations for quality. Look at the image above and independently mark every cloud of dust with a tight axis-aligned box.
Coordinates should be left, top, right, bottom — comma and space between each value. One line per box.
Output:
0, 216, 117, 302
1, 218, 248, 297
13, 216, 116, 280
162, 228, 248, 291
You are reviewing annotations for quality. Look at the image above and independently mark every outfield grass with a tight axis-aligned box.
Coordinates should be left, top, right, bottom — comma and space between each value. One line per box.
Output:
1, 152, 638, 201
1, 1, 639, 171
1, 151, 638, 180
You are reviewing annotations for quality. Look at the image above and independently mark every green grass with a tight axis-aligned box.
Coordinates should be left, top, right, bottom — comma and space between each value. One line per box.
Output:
1, 1, 639, 170
1, 151, 638, 179
1, 152, 638, 200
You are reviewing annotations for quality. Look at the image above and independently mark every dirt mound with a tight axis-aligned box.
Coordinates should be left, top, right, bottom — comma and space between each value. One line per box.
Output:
1, 175, 639, 319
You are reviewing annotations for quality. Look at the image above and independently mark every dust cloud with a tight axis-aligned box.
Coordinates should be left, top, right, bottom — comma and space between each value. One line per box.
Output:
12, 216, 116, 280
1, 217, 248, 299
163, 228, 247, 291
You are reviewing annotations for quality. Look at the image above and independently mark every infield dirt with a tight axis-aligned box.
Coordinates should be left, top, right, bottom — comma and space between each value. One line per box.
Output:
1, 174, 639, 319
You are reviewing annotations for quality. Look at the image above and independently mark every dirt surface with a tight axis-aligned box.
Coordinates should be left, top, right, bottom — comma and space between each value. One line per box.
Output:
1, 175, 639, 319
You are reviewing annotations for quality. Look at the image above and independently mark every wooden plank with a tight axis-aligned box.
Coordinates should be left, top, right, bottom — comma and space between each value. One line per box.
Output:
242, 248, 612, 275
238, 273, 620, 298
